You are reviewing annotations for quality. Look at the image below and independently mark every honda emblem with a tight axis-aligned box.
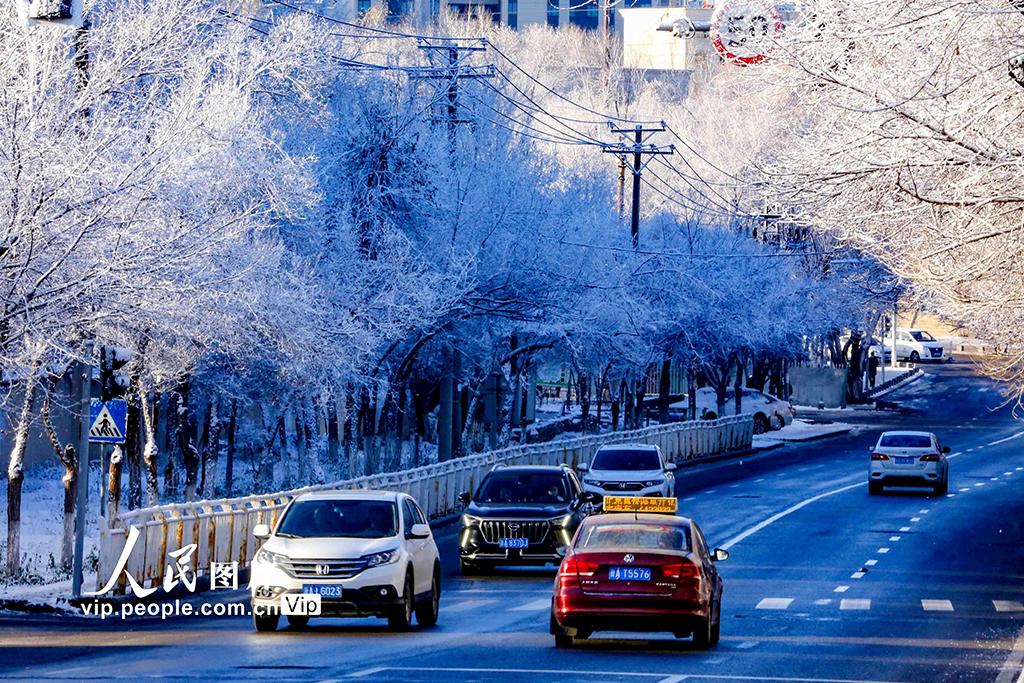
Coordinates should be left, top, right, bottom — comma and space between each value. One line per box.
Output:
315, 564, 330, 576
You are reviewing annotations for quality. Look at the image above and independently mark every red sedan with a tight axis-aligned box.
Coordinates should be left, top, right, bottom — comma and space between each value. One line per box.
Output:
549, 497, 728, 649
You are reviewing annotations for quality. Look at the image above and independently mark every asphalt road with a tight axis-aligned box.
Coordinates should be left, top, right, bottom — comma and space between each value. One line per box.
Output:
4, 362, 1024, 683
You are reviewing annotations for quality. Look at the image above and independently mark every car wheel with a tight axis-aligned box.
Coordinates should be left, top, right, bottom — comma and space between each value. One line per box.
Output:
287, 616, 309, 629
692, 613, 714, 650
910, 351, 920, 363
934, 480, 948, 495
753, 414, 770, 434
460, 560, 477, 576
416, 567, 440, 628
253, 612, 279, 632
868, 481, 883, 495
575, 628, 592, 640
550, 610, 574, 647
710, 599, 721, 646
554, 633, 574, 648
388, 573, 414, 631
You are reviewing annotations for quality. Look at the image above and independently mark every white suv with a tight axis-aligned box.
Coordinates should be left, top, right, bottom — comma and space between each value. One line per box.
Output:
249, 490, 440, 632
577, 444, 676, 500
895, 328, 946, 362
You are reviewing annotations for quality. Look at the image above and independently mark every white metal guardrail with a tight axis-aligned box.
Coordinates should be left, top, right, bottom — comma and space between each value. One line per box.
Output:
97, 415, 752, 595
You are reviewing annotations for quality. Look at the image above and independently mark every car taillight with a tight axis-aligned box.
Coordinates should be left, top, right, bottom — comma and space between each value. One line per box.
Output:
920, 453, 941, 461
661, 562, 699, 580
871, 453, 890, 461
560, 558, 598, 577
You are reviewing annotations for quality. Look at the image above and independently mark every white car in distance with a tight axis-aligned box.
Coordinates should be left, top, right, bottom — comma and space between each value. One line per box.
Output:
249, 490, 440, 632
868, 431, 950, 495
670, 387, 795, 434
578, 444, 676, 500
895, 328, 946, 363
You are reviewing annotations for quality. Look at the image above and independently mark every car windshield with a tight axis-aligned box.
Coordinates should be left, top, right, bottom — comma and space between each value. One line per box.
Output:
276, 500, 397, 539
879, 434, 933, 448
576, 523, 690, 551
474, 472, 569, 504
910, 331, 936, 342
591, 448, 661, 471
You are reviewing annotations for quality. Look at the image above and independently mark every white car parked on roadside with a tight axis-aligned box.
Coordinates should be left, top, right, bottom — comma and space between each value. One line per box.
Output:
894, 328, 946, 363
670, 387, 795, 434
577, 444, 676, 500
249, 490, 440, 632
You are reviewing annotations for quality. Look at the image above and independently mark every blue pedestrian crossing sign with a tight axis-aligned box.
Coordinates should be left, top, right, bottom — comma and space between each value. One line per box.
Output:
89, 399, 127, 444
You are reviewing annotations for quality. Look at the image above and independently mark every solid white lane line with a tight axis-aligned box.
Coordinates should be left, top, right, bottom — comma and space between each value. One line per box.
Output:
346, 668, 388, 678
371, 667, 919, 683
446, 599, 497, 612
757, 598, 794, 610
989, 431, 1024, 447
889, 536, 901, 541
851, 572, 866, 579
657, 676, 688, 683
922, 600, 954, 612
994, 601, 1024, 612
910, 517, 921, 522
721, 481, 864, 551
510, 599, 551, 611
878, 548, 890, 554
900, 527, 911, 532
834, 586, 849, 593
865, 560, 877, 566
841, 599, 870, 610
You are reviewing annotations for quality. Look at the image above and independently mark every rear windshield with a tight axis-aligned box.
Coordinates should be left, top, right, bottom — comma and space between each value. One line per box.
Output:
592, 448, 661, 471
910, 331, 935, 342
879, 434, 932, 448
475, 472, 569, 504
277, 500, 397, 539
576, 523, 690, 551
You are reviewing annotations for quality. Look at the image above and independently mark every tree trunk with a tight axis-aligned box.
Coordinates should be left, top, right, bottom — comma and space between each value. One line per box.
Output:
164, 391, 179, 498
611, 379, 620, 431
139, 385, 160, 507
107, 446, 123, 521
202, 400, 220, 500
634, 378, 646, 430
658, 356, 672, 424
734, 356, 743, 416
175, 377, 199, 502
6, 359, 42, 578
283, 403, 298, 488
688, 368, 697, 421
126, 390, 142, 510
225, 400, 237, 496
580, 373, 590, 430
327, 395, 339, 469
41, 378, 77, 569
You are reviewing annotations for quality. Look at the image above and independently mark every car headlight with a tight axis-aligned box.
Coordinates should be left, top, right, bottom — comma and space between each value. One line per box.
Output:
461, 514, 481, 528
254, 548, 288, 569
583, 477, 602, 486
362, 549, 401, 567
551, 514, 573, 528
645, 478, 666, 487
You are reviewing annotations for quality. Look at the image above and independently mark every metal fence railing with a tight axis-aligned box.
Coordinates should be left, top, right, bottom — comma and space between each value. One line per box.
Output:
97, 415, 753, 595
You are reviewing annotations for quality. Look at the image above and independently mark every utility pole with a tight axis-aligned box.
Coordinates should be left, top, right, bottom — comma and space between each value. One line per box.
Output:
72, 342, 93, 598
603, 123, 674, 249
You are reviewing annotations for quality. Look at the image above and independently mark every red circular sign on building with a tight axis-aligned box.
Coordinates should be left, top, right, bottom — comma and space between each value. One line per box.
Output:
709, 0, 784, 65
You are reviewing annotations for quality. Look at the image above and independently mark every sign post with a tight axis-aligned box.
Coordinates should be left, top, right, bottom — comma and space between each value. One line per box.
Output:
72, 343, 92, 598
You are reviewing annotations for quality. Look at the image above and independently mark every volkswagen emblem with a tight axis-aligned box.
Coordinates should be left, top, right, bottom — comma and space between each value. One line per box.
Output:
508, 523, 520, 531
623, 554, 635, 564
315, 564, 330, 576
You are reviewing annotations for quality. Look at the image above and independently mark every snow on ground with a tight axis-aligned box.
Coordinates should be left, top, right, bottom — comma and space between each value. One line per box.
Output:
753, 418, 854, 447
0, 463, 102, 609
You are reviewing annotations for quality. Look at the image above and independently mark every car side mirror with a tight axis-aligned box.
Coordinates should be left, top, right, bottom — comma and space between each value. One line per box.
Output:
665, 463, 677, 472
253, 523, 271, 540
942, 446, 951, 454
409, 523, 431, 539
576, 463, 589, 472
868, 446, 874, 452
458, 491, 471, 505
579, 491, 599, 504
713, 548, 729, 562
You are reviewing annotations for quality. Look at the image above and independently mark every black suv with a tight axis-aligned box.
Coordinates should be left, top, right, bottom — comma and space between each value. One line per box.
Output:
458, 465, 595, 575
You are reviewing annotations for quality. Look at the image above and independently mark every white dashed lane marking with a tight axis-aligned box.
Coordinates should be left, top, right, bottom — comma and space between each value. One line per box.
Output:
851, 571, 866, 579
865, 560, 877, 566
756, 598, 793, 610
994, 601, 1024, 612
910, 517, 921, 522
878, 548, 890, 554
509, 599, 552, 611
900, 527, 911, 531
834, 586, 850, 593
889, 536, 901, 541
841, 599, 871, 610
919, 509, 929, 514
975, 483, 986, 487
922, 600, 954, 612
446, 600, 497, 613
959, 487, 971, 492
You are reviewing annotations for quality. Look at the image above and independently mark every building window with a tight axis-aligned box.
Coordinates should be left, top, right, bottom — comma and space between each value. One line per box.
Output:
358, 0, 372, 15
569, 0, 598, 30
547, 0, 559, 27
507, 0, 517, 28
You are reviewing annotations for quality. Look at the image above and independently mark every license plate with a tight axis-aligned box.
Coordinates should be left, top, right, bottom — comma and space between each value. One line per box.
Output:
302, 584, 344, 598
608, 567, 651, 581
499, 538, 529, 549
895, 457, 915, 465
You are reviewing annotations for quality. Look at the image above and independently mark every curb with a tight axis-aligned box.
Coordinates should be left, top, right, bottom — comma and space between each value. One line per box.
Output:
867, 367, 923, 400
768, 426, 853, 443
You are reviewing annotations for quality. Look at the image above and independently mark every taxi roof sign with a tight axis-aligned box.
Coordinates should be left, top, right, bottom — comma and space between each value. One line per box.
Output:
603, 496, 678, 514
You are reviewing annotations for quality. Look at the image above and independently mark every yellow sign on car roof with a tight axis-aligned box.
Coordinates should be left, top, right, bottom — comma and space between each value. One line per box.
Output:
603, 496, 678, 514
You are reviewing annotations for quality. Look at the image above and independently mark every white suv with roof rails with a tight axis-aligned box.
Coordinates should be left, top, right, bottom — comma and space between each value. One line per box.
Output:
249, 490, 440, 632
895, 328, 946, 362
868, 431, 950, 495
577, 444, 676, 500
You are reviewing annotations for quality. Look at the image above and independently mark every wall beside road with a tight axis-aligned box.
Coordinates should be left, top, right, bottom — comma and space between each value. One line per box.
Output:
789, 366, 847, 408
97, 415, 753, 596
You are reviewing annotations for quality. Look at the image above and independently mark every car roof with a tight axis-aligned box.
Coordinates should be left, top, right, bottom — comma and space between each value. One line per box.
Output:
582, 512, 692, 528
595, 444, 658, 452
488, 465, 568, 473
292, 489, 403, 502
878, 431, 934, 438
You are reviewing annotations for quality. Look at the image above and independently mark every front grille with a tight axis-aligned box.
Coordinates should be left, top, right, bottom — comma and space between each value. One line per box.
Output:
930, 348, 943, 357
600, 482, 644, 492
479, 520, 551, 545
281, 558, 367, 579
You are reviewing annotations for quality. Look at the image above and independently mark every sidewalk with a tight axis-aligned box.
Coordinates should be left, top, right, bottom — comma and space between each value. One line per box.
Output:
753, 418, 854, 449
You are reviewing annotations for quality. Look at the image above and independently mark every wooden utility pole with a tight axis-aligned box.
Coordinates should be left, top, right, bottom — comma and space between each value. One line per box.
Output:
603, 124, 674, 249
